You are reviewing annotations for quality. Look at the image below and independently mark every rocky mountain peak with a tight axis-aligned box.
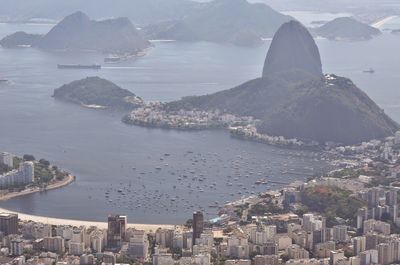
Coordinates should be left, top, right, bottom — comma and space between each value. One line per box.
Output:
262, 20, 323, 80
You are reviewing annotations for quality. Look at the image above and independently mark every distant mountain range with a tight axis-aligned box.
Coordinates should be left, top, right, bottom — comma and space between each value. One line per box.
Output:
0, 0, 291, 47
314, 17, 381, 41
143, 0, 292, 46
0, 0, 196, 25
0, 12, 150, 53
166, 21, 398, 145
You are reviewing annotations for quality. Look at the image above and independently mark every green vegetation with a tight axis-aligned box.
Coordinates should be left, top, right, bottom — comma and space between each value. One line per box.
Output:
330, 168, 378, 179
184, 219, 193, 229
53, 77, 143, 110
23, 154, 35, 161
116, 256, 137, 265
1, 154, 69, 191
34, 159, 68, 186
249, 201, 288, 216
301, 186, 366, 226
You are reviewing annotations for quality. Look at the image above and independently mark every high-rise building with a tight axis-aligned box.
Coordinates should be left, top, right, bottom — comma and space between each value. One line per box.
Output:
254, 255, 279, 265
332, 225, 347, 242
360, 249, 378, 265
377, 243, 393, 265
80, 254, 95, 265
107, 215, 127, 250
11, 238, 24, 256
0, 213, 18, 235
43, 236, 65, 254
353, 236, 366, 256
69, 241, 85, 256
330, 250, 345, 265
395, 131, 400, 145
363, 219, 390, 235
264, 241, 278, 255
20, 161, 34, 184
126, 230, 149, 259
385, 190, 397, 206
192, 211, 204, 246
0, 152, 14, 168
367, 188, 381, 208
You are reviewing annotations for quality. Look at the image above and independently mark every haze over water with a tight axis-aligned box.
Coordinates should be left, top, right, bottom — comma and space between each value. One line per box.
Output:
1, 14, 400, 224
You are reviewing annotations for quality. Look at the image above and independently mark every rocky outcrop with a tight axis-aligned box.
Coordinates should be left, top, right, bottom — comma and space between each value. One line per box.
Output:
166, 20, 398, 145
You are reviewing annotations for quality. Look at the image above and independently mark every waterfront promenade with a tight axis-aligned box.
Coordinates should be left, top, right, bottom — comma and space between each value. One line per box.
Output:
0, 173, 76, 201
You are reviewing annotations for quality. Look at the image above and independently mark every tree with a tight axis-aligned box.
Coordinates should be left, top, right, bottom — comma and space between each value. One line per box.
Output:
39, 159, 50, 167
23, 154, 35, 161
185, 219, 193, 228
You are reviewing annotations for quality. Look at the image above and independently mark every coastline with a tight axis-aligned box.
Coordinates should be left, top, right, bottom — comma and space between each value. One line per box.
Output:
0, 172, 179, 232
371, 15, 398, 29
0, 173, 75, 202
0, 207, 178, 232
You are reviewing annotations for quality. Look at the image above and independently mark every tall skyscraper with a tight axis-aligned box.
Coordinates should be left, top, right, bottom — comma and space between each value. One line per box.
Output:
0, 213, 18, 235
107, 215, 127, 250
192, 211, 204, 246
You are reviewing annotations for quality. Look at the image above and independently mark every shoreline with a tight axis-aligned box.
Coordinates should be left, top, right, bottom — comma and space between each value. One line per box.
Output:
0, 207, 178, 232
0, 173, 178, 232
0, 173, 75, 202
371, 15, 398, 29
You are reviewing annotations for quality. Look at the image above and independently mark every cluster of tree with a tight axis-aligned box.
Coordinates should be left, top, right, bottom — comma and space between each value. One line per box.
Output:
300, 186, 366, 226
248, 201, 288, 216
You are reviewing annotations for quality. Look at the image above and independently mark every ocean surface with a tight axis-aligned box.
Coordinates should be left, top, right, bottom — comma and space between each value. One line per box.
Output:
0, 14, 400, 224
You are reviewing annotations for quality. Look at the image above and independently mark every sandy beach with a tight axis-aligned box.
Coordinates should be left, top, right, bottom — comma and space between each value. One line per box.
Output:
371, 15, 398, 29
0, 207, 178, 232
0, 175, 178, 232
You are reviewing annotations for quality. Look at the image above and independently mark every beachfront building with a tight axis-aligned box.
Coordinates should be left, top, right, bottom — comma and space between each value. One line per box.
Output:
107, 215, 127, 250
0, 213, 18, 236
0, 152, 14, 168
0, 161, 34, 189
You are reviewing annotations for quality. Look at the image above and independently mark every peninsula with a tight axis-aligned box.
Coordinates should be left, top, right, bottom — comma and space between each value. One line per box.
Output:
163, 21, 398, 146
0, 152, 75, 201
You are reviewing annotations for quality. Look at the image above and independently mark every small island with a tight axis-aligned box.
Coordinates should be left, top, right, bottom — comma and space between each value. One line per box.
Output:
0, 31, 42, 48
53, 77, 144, 110
0, 152, 75, 201
315, 17, 381, 41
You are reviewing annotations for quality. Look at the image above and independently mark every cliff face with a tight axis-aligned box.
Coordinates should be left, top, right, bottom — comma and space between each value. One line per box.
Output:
37, 11, 150, 53
166, 20, 398, 145
315, 17, 381, 41
262, 20, 323, 80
